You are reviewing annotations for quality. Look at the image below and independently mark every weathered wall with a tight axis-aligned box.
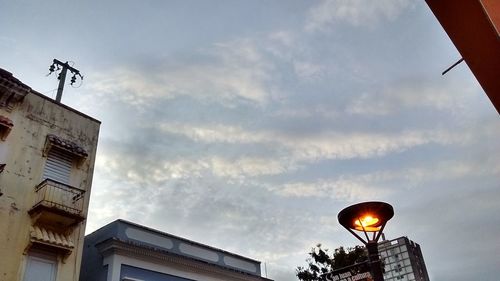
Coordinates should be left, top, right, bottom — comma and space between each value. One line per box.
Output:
0, 91, 100, 281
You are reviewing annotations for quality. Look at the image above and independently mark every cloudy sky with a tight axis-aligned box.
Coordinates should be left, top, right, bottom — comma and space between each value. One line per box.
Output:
1, 0, 499, 280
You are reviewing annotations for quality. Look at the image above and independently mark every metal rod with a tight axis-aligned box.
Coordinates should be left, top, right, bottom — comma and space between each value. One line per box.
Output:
344, 227, 367, 245
358, 217, 370, 241
442, 58, 464, 75
374, 222, 387, 242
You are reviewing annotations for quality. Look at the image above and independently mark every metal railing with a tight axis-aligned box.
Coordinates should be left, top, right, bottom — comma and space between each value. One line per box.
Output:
33, 179, 85, 215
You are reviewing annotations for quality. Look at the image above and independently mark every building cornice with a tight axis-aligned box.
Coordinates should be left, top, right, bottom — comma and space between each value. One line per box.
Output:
97, 238, 272, 281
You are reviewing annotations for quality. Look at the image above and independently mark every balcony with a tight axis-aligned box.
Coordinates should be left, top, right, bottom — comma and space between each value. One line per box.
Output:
28, 179, 86, 228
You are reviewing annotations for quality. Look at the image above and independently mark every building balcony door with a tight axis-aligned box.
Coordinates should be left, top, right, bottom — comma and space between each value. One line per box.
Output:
23, 253, 57, 281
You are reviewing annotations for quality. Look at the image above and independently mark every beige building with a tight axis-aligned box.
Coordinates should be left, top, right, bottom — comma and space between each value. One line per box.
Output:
0, 67, 100, 281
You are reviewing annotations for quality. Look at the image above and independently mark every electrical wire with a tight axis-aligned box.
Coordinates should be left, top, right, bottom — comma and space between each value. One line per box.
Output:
71, 78, 84, 88
41, 88, 58, 99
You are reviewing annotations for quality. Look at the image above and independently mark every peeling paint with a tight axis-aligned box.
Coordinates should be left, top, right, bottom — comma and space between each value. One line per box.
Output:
9, 202, 19, 215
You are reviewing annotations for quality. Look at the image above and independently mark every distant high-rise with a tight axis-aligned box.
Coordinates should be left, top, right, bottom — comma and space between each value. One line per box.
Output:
378, 236, 430, 281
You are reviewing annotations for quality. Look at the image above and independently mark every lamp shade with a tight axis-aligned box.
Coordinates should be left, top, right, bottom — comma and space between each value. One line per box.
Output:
338, 201, 394, 232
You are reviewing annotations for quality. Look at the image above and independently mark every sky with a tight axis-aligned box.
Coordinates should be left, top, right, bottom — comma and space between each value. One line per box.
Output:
1, 1, 499, 280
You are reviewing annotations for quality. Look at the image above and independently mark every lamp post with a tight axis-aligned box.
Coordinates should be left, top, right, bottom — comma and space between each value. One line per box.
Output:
338, 201, 394, 281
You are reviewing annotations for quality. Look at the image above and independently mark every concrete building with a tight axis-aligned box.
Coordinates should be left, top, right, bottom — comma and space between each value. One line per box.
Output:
0, 67, 100, 281
378, 236, 430, 281
80, 220, 273, 281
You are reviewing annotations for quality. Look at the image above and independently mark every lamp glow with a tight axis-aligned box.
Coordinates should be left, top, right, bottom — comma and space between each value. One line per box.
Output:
353, 215, 380, 231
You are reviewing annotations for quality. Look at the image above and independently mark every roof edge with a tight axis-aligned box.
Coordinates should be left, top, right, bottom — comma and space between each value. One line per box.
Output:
100, 219, 262, 264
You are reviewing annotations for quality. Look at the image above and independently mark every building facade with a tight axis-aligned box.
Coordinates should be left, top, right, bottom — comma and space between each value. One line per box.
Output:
80, 220, 273, 281
426, 0, 500, 113
0, 67, 100, 281
378, 236, 430, 281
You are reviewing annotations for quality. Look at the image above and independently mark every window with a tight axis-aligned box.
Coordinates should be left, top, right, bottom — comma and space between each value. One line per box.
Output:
396, 275, 409, 280
41, 134, 88, 185
395, 264, 403, 272
43, 147, 74, 185
23, 253, 57, 281
0, 115, 13, 140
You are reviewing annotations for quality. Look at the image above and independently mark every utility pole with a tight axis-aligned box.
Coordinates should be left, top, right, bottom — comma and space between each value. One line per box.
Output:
47, 59, 83, 103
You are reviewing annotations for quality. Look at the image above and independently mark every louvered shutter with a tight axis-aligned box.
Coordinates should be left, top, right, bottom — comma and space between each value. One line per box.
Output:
43, 148, 74, 184
24, 254, 57, 281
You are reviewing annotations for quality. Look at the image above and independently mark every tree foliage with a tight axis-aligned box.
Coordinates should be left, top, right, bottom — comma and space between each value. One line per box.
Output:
296, 244, 368, 281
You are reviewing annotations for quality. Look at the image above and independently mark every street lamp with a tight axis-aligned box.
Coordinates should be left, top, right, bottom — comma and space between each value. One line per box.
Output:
338, 201, 394, 281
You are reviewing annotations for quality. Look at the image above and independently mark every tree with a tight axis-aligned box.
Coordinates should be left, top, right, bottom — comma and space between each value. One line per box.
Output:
296, 244, 369, 281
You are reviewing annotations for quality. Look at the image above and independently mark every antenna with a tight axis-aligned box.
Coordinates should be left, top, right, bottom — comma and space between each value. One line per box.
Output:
47, 59, 84, 103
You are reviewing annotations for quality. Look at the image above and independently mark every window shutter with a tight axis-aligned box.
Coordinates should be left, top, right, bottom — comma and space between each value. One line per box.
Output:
43, 148, 74, 184
24, 254, 57, 281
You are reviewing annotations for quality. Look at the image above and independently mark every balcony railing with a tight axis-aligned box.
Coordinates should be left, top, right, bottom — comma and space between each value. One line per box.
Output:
31, 179, 85, 216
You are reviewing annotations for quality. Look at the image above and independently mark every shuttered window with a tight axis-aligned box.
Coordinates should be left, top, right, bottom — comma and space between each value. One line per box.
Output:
23, 253, 57, 281
42, 148, 74, 185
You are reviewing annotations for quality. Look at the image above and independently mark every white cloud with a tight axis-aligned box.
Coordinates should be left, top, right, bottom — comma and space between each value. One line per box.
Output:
96, 145, 294, 183
289, 130, 469, 161
400, 159, 500, 186
156, 122, 469, 163
89, 38, 275, 107
272, 179, 386, 201
306, 0, 412, 30
269, 155, 500, 201
293, 61, 325, 80
211, 156, 294, 179
268, 31, 295, 48
346, 80, 474, 115
158, 123, 268, 144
